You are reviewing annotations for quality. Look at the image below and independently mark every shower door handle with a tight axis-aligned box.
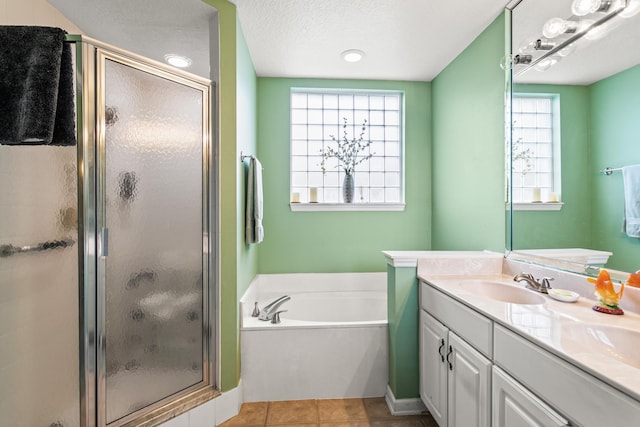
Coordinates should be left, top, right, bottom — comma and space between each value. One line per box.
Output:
99, 227, 109, 257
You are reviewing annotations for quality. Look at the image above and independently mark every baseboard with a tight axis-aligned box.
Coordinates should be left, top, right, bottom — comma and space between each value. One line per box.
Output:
385, 385, 427, 416
215, 380, 243, 426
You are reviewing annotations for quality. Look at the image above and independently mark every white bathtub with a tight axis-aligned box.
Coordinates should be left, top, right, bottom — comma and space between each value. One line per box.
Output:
240, 272, 388, 402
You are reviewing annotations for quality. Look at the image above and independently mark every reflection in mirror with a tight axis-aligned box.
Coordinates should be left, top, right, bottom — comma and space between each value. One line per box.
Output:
507, 0, 640, 276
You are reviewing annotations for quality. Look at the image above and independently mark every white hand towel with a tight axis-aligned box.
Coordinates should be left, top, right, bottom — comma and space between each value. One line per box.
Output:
245, 157, 264, 244
622, 164, 640, 238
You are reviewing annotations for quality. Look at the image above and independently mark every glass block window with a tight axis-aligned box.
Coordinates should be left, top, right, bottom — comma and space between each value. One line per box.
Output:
290, 89, 404, 205
511, 94, 561, 203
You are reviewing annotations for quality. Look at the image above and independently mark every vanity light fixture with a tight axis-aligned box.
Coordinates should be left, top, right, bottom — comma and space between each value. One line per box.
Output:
542, 17, 578, 38
514, 0, 629, 74
572, 0, 612, 16
341, 49, 365, 63
164, 54, 192, 68
534, 39, 556, 50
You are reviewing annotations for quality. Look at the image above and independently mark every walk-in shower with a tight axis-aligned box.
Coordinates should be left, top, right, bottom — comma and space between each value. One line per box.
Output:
0, 34, 216, 427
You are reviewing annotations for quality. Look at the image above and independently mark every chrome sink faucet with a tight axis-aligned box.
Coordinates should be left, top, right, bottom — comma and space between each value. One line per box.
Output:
513, 273, 553, 294
253, 295, 291, 321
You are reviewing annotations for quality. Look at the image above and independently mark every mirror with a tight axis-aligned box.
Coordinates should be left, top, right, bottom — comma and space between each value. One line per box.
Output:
507, 0, 640, 277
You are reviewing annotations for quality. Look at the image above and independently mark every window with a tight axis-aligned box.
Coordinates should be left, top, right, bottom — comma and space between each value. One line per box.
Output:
511, 94, 561, 207
290, 89, 404, 210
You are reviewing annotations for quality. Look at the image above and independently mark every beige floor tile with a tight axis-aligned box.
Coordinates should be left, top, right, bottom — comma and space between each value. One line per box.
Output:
362, 398, 394, 420
266, 399, 318, 425
219, 401, 268, 427
318, 422, 371, 427
369, 417, 426, 427
317, 399, 367, 422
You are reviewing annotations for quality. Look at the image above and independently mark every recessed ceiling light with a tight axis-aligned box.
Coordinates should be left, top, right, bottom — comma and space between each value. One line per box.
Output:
164, 54, 192, 68
341, 49, 365, 63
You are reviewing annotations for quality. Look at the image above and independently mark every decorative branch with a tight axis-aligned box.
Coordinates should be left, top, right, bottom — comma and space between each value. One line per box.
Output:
320, 117, 374, 175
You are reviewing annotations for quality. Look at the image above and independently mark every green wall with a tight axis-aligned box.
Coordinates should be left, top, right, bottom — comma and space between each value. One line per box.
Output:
512, 84, 592, 250
431, 13, 506, 252
387, 265, 419, 399
590, 65, 640, 271
256, 79, 431, 273
204, 0, 257, 392
236, 17, 258, 300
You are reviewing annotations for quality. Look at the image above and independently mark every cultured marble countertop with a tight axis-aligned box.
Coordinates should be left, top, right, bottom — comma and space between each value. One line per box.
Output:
419, 273, 640, 402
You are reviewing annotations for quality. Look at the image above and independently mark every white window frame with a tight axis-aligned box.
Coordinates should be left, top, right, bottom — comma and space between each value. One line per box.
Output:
289, 88, 405, 212
511, 93, 563, 211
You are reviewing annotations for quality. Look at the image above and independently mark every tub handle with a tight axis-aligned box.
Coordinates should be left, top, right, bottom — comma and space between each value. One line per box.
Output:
271, 310, 287, 324
438, 338, 445, 362
251, 302, 260, 317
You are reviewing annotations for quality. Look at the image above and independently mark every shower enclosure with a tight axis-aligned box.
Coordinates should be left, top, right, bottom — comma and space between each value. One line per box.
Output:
0, 35, 215, 427
80, 37, 215, 427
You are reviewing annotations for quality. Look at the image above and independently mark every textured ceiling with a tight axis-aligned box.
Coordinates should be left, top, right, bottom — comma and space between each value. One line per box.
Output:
49, 0, 216, 79
234, 0, 510, 81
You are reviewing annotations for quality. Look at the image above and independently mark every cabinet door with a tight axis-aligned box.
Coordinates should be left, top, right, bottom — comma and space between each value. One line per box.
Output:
447, 332, 492, 427
420, 310, 448, 427
492, 366, 569, 427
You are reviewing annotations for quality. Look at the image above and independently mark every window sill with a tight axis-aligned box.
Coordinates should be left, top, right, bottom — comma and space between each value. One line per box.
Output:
290, 203, 406, 212
510, 202, 564, 211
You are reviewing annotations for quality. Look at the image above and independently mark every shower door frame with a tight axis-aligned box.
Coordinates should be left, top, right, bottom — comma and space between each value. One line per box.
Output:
70, 36, 217, 427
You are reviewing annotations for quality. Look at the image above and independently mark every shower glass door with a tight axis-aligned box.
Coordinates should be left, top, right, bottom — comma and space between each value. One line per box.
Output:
97, 50, 211, 426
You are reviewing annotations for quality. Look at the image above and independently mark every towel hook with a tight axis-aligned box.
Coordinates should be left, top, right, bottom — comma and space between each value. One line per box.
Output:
240, 151, 253, 162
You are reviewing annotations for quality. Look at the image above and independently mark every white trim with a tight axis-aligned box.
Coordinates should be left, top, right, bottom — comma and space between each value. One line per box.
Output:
214, 381, 242, 426
382, 251, 420, 268
385, 385, 428, 416
510, 202, 563, 211
290, 202, 405, 212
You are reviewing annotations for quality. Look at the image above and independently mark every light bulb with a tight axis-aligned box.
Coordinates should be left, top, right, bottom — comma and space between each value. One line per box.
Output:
542, 18, 577, 38
534, 57, 559, 72
571, 0, 603, 16
164, 54, 192, 68
341, 49, 365, 63
519, 36, 538, 53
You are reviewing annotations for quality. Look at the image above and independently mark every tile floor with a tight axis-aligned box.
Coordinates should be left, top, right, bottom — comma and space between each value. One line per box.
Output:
219, 397, 437, 427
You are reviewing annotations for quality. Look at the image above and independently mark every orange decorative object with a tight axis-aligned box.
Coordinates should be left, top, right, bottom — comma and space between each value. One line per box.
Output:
587, 269, 624, 315
626, 271, 640, 288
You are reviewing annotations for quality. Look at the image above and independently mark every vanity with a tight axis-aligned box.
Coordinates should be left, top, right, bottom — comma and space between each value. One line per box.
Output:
418, 253, 640, 427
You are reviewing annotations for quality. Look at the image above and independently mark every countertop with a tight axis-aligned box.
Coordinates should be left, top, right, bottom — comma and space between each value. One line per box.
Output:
419, 273, 640, 402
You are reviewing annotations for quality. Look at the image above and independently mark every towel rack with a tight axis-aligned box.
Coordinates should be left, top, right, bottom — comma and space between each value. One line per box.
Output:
0, 238, 75, 258
600, 167, 623, 175
240, 151, 254, 162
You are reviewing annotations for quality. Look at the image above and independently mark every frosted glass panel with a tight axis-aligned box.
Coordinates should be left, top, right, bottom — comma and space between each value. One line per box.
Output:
103, 59, 205, 424
0, 146, 79, 427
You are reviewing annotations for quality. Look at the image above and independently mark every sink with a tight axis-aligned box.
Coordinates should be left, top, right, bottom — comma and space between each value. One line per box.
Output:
560, 324, 640, 369
458, 280, 546, 305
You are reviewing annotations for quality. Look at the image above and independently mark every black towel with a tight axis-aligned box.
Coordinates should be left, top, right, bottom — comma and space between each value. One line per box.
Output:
0, 26, 76, 146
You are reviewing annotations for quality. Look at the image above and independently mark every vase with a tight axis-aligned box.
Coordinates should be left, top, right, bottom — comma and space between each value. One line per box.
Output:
342, 172, 355, 203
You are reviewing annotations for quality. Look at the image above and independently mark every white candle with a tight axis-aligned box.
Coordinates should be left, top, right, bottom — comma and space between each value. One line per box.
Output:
531, 187, 541, 202
549, 192, 558, 202
291, 192, 300, 203
309, 187, 318, 203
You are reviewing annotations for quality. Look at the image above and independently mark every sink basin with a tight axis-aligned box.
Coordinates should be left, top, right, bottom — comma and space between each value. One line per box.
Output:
458, 280, 546, 305
560, 324, 640, 369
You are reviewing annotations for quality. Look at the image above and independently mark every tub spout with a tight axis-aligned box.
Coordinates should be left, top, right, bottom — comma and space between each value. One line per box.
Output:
258, 295, 291, 321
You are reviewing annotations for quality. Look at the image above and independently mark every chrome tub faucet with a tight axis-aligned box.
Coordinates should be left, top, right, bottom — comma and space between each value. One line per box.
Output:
252, 295, 291, 321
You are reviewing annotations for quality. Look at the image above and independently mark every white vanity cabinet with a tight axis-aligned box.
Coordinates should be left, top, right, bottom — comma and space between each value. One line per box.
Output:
420, 307, 491, 427
492, 365, 568, 427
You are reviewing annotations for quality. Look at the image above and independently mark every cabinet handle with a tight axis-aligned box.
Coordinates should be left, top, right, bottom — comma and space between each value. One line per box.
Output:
438, 338, 445, 362
446, 345, 453, 371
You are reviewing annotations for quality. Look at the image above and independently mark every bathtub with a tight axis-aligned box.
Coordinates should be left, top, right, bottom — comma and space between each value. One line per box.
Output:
240, 272, 388, 402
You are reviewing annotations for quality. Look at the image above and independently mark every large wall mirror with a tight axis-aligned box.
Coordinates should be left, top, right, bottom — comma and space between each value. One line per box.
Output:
507, 0, 640, 277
